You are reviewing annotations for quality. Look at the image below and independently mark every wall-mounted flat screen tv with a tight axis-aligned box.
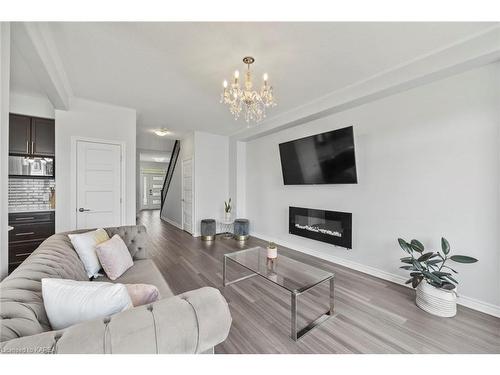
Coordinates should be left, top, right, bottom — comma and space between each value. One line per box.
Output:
279, 126, 358, 185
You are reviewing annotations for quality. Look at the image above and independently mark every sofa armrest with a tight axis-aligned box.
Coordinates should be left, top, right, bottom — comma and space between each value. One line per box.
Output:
0, 287, 231, 354
104, 225, 149, 260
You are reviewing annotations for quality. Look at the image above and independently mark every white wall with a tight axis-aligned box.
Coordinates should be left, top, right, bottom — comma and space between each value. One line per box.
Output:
161, 131, 229, 235
161, 133, 194, 229
193, 131, 229, 236
55, 97, 136, 232
245, 63, 500, 315
10, 92, 54, 119
228, 139, 246, 218
0, 23, 10, 279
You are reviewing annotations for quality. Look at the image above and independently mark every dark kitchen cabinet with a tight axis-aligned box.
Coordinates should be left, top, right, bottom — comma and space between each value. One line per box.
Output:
8, 211, 55, 274
9, 114, 31, 154
31, 117, 55, 156
9, 113, 55, 156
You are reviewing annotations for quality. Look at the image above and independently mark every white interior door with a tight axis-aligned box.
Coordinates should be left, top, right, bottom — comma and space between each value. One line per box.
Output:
182, 158, 193, 234
76, 140, 122, 229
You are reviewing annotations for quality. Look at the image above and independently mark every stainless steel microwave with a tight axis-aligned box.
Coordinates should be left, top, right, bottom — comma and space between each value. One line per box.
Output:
9, 156, 54, 178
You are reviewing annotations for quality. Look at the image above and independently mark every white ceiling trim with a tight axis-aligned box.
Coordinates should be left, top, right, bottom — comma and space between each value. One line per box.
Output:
233, 25, 500, 141
12, 22, 73, 109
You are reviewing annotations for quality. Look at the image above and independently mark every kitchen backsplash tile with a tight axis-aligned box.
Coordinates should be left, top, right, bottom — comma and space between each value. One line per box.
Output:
8, 178, 55, 212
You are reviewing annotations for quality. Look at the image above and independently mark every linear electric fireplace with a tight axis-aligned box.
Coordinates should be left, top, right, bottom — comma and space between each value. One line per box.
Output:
289, 206, 352, 248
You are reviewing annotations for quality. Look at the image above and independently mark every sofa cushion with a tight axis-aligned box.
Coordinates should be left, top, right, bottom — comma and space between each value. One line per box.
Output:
95, 259, 173, 299
0, 233, 88, 342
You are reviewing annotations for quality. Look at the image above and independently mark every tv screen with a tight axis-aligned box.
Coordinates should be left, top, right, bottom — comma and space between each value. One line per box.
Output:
279, 126, 358, 185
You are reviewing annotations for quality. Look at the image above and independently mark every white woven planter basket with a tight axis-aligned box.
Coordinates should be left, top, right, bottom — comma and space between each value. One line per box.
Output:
416, 281, 457, 317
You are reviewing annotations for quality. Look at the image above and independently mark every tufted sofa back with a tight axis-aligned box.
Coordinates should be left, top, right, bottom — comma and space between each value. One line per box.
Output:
0, 225, 149, 343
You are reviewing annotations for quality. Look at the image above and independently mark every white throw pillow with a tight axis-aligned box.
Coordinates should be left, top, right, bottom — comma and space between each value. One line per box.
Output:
42, 278, 133, 330
68, 228, 110, 278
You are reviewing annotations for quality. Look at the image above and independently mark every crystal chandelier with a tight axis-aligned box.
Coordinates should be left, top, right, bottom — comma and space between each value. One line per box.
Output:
220, 56, 277, 124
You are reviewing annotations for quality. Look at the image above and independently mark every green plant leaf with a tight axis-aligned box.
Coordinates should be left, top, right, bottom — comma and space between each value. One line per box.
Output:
450, 255, 478, 263
410, 272, 423, 277
423, 270, 442, 285
432, 271, 451, 277
410, 239, 424, 253
400, 266, 413, 270
398, 238, 411, 253
445, 275, 458, 284
427, 259, 442, 265
400, 258, 413, 264
405, 278, 413, 284
442, 265, 458, 273
412, 260, 423, 271
417, 252, 434, 262
441, 237, 450, 255
412, 277, 423, 288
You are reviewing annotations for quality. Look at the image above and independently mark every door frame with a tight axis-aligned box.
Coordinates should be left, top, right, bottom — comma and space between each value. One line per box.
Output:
70, 136, 126, 230
181, 157, 194, 235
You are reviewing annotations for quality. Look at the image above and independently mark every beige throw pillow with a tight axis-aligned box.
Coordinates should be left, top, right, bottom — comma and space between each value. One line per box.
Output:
125, 284, 160, 306
95, 234, 134, 280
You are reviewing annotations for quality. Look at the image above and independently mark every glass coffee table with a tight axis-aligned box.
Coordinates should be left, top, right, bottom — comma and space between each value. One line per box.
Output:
223, 246, 335, 341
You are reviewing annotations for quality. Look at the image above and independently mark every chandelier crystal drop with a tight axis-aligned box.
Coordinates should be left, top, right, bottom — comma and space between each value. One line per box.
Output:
220, 56, 277, 124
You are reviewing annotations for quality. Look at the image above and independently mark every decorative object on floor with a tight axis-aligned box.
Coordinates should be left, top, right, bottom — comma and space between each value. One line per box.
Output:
219, 219, 234, 240
220, 56, 277, 124
233, 218, 249, 241
201, 219, 216, 241
267, 241, 278, 259
224, 198, 232, 221
398, 237, 478, 317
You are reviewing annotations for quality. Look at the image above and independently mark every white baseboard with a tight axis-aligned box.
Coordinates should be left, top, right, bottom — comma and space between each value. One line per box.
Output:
160, 216, 183, 230
252, 232, 500, 318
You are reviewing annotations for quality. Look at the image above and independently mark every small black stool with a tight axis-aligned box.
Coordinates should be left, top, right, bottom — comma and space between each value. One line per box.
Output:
201, 219, 216, 241
233, 218, 249, 241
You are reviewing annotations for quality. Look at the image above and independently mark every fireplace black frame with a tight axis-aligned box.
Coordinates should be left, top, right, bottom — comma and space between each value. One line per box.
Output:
289, 206, 352, 249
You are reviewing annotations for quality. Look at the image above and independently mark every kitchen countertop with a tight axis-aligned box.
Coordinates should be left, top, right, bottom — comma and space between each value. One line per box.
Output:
8, 208, 55, 214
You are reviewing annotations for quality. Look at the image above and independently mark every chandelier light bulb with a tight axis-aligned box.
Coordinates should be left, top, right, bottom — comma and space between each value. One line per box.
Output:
223, 80, 228, 88
263, 73, 268, 82
234, 70, 239, 79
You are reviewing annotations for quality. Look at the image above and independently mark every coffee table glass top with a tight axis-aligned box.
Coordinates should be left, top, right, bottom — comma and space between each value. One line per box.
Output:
224, 247, 334, 293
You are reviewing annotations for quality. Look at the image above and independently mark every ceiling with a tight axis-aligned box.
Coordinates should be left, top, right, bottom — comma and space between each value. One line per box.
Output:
10, 22, 497, 136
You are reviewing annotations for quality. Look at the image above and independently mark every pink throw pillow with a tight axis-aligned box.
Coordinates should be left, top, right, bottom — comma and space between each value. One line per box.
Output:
125, 284, 160, 306
95, 234, 134, 280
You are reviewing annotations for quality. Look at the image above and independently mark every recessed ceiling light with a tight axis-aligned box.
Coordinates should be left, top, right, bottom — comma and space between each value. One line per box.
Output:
154, 128, 170, 136
153, 157, 166, 163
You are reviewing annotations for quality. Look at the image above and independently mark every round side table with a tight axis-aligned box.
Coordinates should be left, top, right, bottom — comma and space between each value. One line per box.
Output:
219, 220, 234, 240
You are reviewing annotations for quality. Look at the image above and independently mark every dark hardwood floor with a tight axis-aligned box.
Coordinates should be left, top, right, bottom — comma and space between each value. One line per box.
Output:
137, 210, 500, 354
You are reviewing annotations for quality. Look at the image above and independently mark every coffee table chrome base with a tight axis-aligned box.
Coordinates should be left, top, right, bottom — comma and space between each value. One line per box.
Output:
291, 277, 334, 341
223, 255, 335, 341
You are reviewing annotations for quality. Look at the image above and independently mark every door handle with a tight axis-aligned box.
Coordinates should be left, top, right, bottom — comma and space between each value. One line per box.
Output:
26, 140, 29, 153
78, 208, 91, 212
31, 141, 35, 154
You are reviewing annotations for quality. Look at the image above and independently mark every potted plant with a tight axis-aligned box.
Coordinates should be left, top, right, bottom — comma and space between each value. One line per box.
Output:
224, 198, 232, 221
267, 241, 278, 259
398, 237, 478, 317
